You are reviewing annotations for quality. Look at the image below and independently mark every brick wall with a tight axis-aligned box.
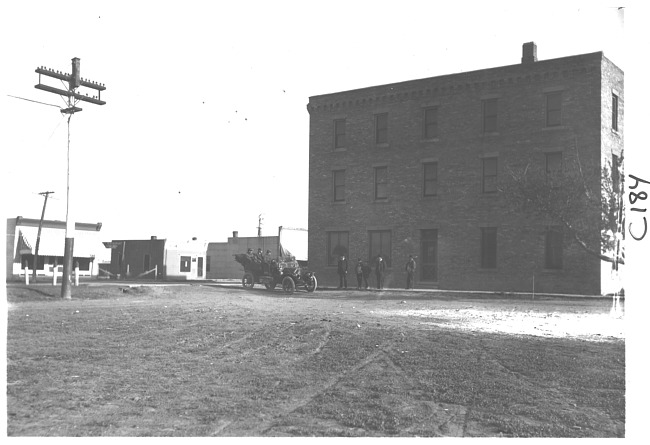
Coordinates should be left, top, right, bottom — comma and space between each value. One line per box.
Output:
308, 51, 618, 295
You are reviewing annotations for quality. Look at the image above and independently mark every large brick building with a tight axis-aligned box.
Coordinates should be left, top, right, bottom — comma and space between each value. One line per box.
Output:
307, 43, 623, 295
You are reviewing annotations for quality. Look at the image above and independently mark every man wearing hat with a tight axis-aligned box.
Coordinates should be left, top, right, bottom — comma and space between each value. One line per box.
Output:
405, 255, 416, 289
355, 259, 364, 290
255, 248, 264, 263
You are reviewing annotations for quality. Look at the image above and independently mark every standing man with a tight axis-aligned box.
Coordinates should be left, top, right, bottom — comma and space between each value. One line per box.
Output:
355, 259, 364, 290
405, 255, 416, 289
337, 255, 348, 289
375, 254, 386, 289
362, 261, 371, 289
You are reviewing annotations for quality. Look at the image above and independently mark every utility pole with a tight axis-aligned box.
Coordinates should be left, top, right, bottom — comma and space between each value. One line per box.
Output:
257, 214, 263, 237
33, 191, 54, 282
34, 58, 106, 299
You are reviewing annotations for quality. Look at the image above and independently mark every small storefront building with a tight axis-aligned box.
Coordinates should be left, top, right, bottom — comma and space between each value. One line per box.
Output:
105, 236, 207, 280
6, 216, 105, 280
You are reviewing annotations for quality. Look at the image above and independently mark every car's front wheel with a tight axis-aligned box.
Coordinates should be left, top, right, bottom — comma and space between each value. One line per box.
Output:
282, 276, 296, 293
306, 275, 317, 292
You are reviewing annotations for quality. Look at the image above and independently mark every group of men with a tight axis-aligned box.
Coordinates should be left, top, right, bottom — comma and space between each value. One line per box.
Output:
337, 254, 417, 290
246, 248, 274, 274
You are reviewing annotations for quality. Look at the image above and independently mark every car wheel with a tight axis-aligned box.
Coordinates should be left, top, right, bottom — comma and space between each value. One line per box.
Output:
282, 276, 296, 293
242, 272, 254, 288
306, 275, 317, 292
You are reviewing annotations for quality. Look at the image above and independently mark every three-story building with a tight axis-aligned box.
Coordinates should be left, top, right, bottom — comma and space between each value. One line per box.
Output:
307, 42, 623, 295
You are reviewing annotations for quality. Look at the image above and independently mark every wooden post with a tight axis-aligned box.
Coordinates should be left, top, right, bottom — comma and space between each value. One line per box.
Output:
24, 266, 29, 285
53, 266, 57, 285
75, 264, 79, 286
532, 274, 535, 299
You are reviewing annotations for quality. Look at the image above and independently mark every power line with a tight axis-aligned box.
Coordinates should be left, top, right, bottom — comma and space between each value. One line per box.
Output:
7, 94, 61, 108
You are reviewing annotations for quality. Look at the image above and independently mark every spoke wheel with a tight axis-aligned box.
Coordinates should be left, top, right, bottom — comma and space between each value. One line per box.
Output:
242, 272, 254, 289
306, 275, 318, 292
282, 276, 296, 293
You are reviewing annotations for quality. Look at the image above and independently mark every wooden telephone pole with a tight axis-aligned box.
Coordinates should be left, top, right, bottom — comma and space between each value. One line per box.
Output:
257, 214, 264, 237
33, 191, 54, 281
34, 58, 106, 299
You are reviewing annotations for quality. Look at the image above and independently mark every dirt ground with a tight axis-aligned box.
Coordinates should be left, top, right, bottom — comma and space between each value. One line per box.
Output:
207, 284, 625, 341
6, 283, 625, 437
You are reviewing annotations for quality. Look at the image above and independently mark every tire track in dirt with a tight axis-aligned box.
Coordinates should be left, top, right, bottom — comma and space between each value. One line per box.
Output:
466, 340, 586, 435
375, 346, 469, 437
212, 324, 289, 363
229, 349, 385, 435
246, 343, 469, 437
309, 323, 331, 356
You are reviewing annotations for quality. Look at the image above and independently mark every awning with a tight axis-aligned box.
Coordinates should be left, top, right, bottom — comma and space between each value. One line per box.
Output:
15, 225, 104, 258
278, 228, 308, 261
15, 230, 33, 259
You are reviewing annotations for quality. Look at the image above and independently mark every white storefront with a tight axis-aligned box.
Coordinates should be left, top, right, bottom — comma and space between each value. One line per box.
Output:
164, 238, 208, 280
6, 217, 106, 279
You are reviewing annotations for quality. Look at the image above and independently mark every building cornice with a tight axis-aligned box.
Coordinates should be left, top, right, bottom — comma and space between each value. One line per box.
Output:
307, 53, 603, 115
13, 217, 102, 232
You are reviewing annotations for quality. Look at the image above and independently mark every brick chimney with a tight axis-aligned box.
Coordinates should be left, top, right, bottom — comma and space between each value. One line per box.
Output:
233, 231, 238, 238
522, 42, 537, 64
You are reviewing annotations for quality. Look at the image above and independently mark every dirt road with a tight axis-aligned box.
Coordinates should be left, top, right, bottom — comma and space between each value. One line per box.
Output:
7, 284, 625, 437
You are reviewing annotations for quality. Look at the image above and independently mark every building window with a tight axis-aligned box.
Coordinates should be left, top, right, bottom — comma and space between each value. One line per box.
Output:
333, 169, 345, 202
374, 166, 388, 200
369, 230, 391, 267
483, 98, 497, 133
423, 107, 438, 139
420, 229, 438, 281
481, 227, 497, 269
375, 113, 388, 144
334, 119, 346, 148
612, 94, 619, 131
482, 158, 498, 193
612, 154, 621, 195
545, 152, 563, 186
206, 255, 211, 272
327, 231, 349, 266
143, 254, 150, 272
423, 162, 438, 197
180, 256, 191, 272
546, 91, 562, 127
545, 226, 563, 269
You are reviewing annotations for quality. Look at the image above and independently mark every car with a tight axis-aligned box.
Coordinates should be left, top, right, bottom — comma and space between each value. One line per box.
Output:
234, 253, 317, 293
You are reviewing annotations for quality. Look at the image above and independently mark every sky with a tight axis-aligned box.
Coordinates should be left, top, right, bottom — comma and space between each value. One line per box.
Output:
0, 0, 630, 244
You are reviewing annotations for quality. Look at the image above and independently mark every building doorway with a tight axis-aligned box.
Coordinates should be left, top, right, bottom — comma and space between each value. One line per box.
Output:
420, 229, 438, 282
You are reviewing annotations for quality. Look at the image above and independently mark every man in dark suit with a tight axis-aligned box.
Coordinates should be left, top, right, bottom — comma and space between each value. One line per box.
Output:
355, 259, 364, 290
405, 255, 416, 289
